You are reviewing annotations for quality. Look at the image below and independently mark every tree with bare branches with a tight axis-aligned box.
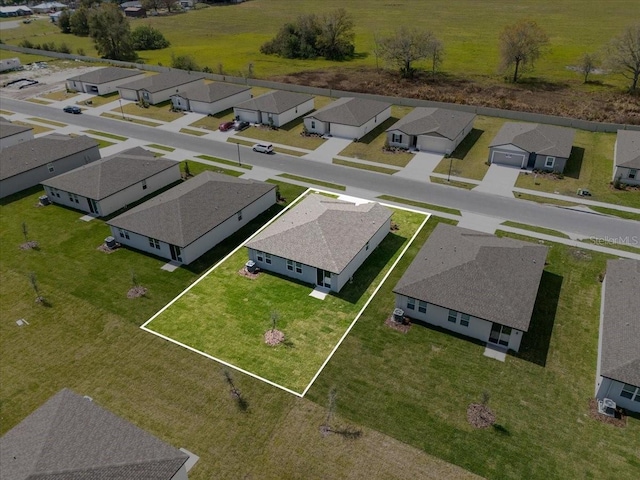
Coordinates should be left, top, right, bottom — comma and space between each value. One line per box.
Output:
578, 53, 599, 83
606, 23, 640, 92
379, 27, 442, 79
499, 19, 549, 83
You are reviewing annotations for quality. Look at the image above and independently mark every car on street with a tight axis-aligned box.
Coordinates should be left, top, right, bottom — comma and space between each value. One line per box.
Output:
63, 105, 81, 114
252, 143, 273, 154
234, 120, 250, 131
219, 121, 235, 131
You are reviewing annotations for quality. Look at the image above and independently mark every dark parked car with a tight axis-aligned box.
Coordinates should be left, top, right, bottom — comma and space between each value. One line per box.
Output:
219, 121, 235, 132
234, 121, 250, 131
63, 105, 81, 114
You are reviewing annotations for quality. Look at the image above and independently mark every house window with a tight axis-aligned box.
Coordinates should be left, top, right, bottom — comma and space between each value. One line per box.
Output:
256, 251, 264, 262
295, 262, 302, 274
448, 310, 457, 323
68, 193, 78, 203
629, 169, 637, 180
143, 91, 149, 100
460, 313, 470, 327
311, 120, 316, 129
148, 237, 160, 249
47, 163, 55, 173
545, 156, 555, 168
620, 384, 640, 402
238, 210, 243, 221
142, 179, 147, 190
418, 301, 427, 314
118, 229, 130, 240
406, 298, 415, 310
287, 259, 293, 271
265, 253, 272, 264
391, 133, 402, 143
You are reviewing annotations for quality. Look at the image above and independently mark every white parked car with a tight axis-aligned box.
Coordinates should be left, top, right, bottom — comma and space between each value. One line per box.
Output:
252, 143, 273, 154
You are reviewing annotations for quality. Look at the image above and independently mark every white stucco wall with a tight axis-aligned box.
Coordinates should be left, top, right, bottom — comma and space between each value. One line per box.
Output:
0, 129, 33, 149
327, 106, 391, 140
395, 296, 524, 352
1, 147, 101, 199
43, 186, 92, 214
303, 117, 327, 135
248, 250, 317, 286
273, 98, 315, 127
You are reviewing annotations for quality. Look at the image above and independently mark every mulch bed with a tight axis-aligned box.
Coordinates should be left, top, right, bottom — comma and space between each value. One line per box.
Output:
238, 267, 260, 280
264, 329, 285, 346
127, 286, 147, 299
97, 243, 120, 254
384, 316, 411, 334
587, 398, 627, 427
467, 403, 496, 428
19, 241, 39, 250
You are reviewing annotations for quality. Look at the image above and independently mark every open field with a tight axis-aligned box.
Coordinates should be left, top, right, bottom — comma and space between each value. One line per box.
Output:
145, 204, 426, 393
306, 224, 640, 480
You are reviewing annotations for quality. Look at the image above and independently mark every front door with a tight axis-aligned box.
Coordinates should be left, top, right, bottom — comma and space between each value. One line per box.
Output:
527, 152, 536, 169
316, 269, 331, 288
169, 244, 182, 262
489, 323, 511, 347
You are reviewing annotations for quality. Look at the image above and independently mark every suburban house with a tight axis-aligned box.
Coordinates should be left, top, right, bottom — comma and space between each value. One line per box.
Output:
0, 117, 33, 149
108, 172, 276, 265
0, 388, 190, 480
303, 97, 391, 140
595, 259, 640, 414
31, 1, 66, 13
0, 134, 100, 199
124, 5, 146, 17
246, 194, 392, 293
612, 130, 640, 186
488, 122, 576, 172
386, 107, 476, 154
41, 147, 180, 217
234, 90, 314, 128
117, 71, 206, 105
0, 6, 32, 17
171, 82, 251, 115
66, 67, 146, 95
393, 224, 548, 352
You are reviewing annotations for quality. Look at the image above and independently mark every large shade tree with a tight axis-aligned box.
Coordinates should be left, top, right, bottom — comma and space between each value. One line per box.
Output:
89, 3, 137, 61
606, 23, 640, 92
378, 27, 442, 79
499, 19, 549, 83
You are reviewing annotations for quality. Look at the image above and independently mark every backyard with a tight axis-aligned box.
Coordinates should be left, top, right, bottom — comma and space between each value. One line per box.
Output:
144, 200, 427, 393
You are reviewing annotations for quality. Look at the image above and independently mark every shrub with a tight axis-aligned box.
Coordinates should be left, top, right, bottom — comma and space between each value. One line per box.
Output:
170, 53, 200, 71
58, 43, 71, 54
19, 39, 34, 49
77, 47, 86, 56
131, 25, 170, 51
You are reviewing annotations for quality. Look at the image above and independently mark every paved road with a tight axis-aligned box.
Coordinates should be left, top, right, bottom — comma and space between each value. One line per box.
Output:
3, 97, 638, 245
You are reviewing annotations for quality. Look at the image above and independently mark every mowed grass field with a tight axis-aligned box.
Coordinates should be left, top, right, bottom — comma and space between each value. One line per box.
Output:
145, 202, 426, 393
1, 1, 635, 88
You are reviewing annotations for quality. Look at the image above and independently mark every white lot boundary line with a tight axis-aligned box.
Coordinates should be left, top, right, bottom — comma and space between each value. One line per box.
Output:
301, 209, 431, 397
141, 187, 431, 397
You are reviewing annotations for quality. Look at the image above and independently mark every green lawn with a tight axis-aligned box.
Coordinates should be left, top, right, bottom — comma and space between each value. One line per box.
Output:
95, 139, 115, 149
433, 116, 504, 180
430, 176, 477, 189
195, 154, 252, 170
588, 205, 640, 222
77, 92, 119, 108
115, 100, 183, 123
179, 127, 207, 136
277, 173, 346, 191
306, 221, 640, 480
0, 109, 14, 115
146, 143, 175, 152
515, 131, 640, 209
12, 120, 51, 135
83, 130, 128, 141
40, 90, 79, 101
514, 191, 578, 207
26, 117, 66, 127
333, 158, 398, 174
145, 206, 427, 393
377, 195, 462, 217
100, 112, 161, 127
500, 221, 570, 239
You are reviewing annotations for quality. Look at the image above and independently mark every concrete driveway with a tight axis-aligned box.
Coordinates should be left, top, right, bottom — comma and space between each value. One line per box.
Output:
473, 164, 521, 197
395, 151, 443, 180
303, 137, 352, 163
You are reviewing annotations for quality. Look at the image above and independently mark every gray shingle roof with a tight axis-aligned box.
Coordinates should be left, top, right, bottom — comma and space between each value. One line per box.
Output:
615, 130, 640, 169
117, 71, 205, 93
0, 117, 32, 139
173, 82, 250, 104
600, 259, 640, 387
393, 224, 548, 331
235, 90, 313, 114
305, 97, 391, 127
0, 134, 98, 181
41, 147, 177, 200
489, 122, 575, 158
108, 171, 275, 247
386, 107, 476, 140
246, 194, 392, 274
67, 67, 143, 85
0, 388, 188, 480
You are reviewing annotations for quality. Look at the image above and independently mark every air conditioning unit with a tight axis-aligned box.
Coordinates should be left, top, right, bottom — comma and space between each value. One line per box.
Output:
245, 260, 257, 274
597, 398, 616, 417
392, 308, 405, 323
39, 195, 50, 206
104, 236, 116, 249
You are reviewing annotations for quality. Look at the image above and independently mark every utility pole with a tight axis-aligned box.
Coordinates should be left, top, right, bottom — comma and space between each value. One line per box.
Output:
237, 142, 241, 167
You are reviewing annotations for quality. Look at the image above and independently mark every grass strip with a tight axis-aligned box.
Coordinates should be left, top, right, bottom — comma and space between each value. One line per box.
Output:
588, 205, 640, 222
429, 176, 477, 190
277, 174, 346, 191
146, 144, 175, 152
377, 195, 461, 216
101, 112, 161, 127
581, 238, 640, 254
180, 128, 207, 136
501, 221, 570, 239
27, 117, 66, 127
181, 160, 243, 178
95, 139, 115, 149
25, 98, 52, 105
83, 130, 128, 141
333, 158, 398, 175
13, 121, 52, 135
514, 192, 579, 207
195, 154, 252, 170
0, 109, 14, 115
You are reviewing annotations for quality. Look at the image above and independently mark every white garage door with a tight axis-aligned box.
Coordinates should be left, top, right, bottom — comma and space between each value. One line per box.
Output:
491, 150, 525, 168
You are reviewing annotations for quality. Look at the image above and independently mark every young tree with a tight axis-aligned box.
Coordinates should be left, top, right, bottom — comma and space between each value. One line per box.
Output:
160, 0, 176, 13
379, 27, 437, 78
131, 25, 170, 50
606, 23, 640, 92
578, 52, 598, 83
428, 37, 445, 77
89, 3, 137, 61
316, 8, 355, 61
142, 0, 162, 14
21, 221, 29, 243
70, 6, 91, 37
57, 10, 71, 34
499, 19, 549, 83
